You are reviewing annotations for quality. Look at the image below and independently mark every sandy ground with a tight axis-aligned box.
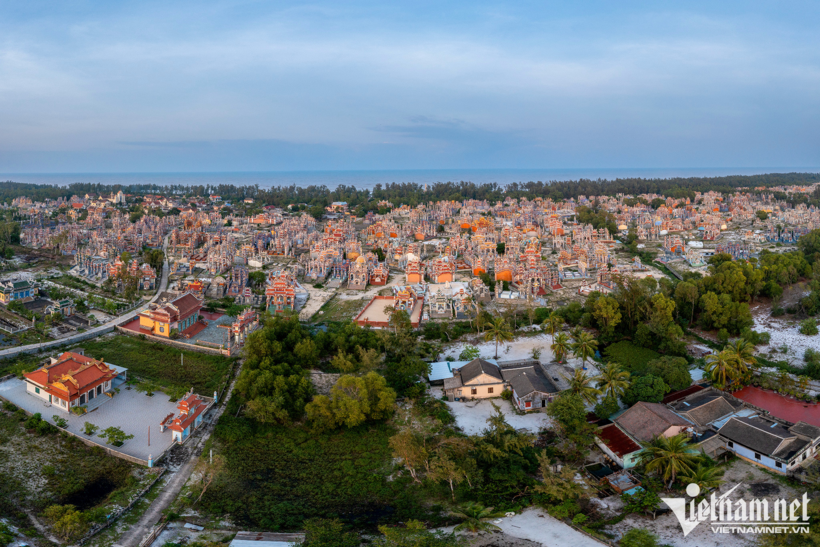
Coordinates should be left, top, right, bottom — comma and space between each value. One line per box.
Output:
441, 397, 553, 435
441, 333, 557, 362
495, 508, 606, 547
299, 286, 336, 320
604, 458, 804, 547
751, 302, 817, 366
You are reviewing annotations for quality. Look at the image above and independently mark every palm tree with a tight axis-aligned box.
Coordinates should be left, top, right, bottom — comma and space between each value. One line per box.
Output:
571, 331, 598, 370
541, 312, 564, 346
563, 368, 602, 406
451, 502, 505, 533
638, 434, 699, 489
484, 316, 513, 359
679, 463, 723, 493
704, 350, 736, 390
551, 332, 571, 363
596, 362, 631, 400
723, 339, 757, 382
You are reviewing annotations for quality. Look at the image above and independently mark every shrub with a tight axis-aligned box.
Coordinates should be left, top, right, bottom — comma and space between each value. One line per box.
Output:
619, 528, 660, 547
799, 319, 819, 336
83, 422, 99, 436
500, 389, 513, 401
459, 345, 480, 361
717, 328, 730, 344
52, 415, 68, 428
621, 375, 668, 407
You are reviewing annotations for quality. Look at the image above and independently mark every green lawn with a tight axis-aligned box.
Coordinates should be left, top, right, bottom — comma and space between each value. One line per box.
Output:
603, 340, 661, 374
69, 335, 235, 395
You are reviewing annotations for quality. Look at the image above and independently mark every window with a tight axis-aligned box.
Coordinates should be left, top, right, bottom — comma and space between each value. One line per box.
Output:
471, 388, 477, 395
35, 387, 40, 394
727, 441, 734, 448
776, 462, 783, 468
525, 401, 531, 408
160, 326, 164, 333
755, 453, 761, 460
487, 387, 494, 394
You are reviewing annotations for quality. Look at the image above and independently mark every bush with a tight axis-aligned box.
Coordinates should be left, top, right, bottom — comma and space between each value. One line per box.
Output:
500, 389, 513, 401
619, 528, 660, 547
621, 375, 668, 407
594, 396, 620, 420
717, 328, 730, 344
52, 415, 68, 428
83, 422, 99, 436
799, 319, 819, 336
459, 345, 480, 361
741, 328, 770, 345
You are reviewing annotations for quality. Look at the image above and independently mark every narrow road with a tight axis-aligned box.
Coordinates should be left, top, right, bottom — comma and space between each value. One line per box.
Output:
115, 363, 241, 547
0, 236, 170, 359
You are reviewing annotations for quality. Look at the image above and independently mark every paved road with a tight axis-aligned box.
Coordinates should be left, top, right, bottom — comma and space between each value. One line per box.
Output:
0, 236, 170, 359
115, 364, 240, 547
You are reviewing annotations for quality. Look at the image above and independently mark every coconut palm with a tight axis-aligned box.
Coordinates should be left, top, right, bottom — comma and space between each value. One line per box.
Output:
704, 350, 736, 390
451, 502, 505, 533
551, 332, 571, 363
595, 362, 631, 400
638, 434, 699, 489
541, 312, 564, 345
484, 316, 513, 359
679, 463, 724, 493
563, 368, 602, 406
723, 339, 757, 382
571, 331, 598, 370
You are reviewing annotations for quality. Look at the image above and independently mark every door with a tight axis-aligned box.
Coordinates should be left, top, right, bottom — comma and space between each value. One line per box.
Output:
49, 394, 52, 404
80, 394, 86, 404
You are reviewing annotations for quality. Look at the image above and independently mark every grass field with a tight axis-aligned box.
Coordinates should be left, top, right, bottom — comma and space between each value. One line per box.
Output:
198, 396, 438, 531
69, 335, 236, 395
317, 297, 368, 323
0, 407, 157, 542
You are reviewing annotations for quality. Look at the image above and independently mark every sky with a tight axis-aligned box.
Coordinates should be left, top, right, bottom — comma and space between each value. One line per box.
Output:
0, 0, 819, 173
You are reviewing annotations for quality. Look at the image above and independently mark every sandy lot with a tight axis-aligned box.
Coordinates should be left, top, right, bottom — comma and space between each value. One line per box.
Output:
495, 507, 606, 547
442, 397, 553, 435
751, 302, 818, 366
604, 458, 804, 547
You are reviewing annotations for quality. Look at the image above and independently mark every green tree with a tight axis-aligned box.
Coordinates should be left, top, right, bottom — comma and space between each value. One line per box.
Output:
679, 463, 723, 493
638, 434, 699, 489
596, 362, 631, 400
722, 338, 757, 382
43, 505, 88, 542
551, 332, 571, 363
484, 316, 513, 358
571, 330, 598, 370
541, 311, 564, 346
592, 295, 621, 336
373, 520, 462, 547
645, 357, 692, 392
298, 518, 360, 547
389, 430, 428, 484
563, 368, 602, 406
99, 426, 134, 447
546, 393, 597, 460
305, 372, 396, 431
621, 374, 668, 406
593, 395, 620, 420
674, 281, 699, 325
704, 350, 736, 390
459, 345, 480, 361
619, 528, 660, 547
534, 450, 585, 503
451, 502, 505, 533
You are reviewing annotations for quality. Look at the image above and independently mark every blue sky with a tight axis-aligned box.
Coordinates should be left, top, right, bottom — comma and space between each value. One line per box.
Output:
0, 0, 818, 172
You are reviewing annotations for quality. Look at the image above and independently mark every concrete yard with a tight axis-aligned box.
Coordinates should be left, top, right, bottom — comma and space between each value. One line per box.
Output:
0, 377, 180, 462
441, 396, 553, 435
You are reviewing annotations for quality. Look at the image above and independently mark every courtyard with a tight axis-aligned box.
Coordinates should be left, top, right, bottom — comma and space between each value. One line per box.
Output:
0, 377, 182, 463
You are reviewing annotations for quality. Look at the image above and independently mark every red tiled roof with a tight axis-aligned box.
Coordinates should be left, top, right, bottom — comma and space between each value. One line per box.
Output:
171, 293, 202, 320
24, 352, 117, 399
598, 424, 642, 457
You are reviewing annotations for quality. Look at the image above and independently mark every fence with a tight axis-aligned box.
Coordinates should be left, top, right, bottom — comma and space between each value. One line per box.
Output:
138, 522, 168, 547
77, 468, 167, 546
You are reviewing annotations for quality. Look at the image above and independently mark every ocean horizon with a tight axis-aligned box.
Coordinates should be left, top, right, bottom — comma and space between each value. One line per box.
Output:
2, 167, 818, 191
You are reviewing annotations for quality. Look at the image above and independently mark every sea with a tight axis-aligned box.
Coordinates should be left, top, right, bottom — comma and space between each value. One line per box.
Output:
1, 167, 817, 191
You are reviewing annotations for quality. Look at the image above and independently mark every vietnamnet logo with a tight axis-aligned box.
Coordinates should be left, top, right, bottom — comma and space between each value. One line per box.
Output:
662, 483, 810, 536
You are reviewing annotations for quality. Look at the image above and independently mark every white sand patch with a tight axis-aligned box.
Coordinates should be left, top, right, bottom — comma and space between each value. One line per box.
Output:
495, 507, 606, 547
753, 309, 818, 366
444, 398, 552, 435
442, 333, 556, 362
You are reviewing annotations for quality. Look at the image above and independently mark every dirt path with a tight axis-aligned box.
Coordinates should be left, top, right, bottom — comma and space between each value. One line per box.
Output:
115, 360, 240, 547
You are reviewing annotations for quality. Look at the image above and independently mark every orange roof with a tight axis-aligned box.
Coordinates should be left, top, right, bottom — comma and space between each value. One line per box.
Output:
24, 352, 117, 399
